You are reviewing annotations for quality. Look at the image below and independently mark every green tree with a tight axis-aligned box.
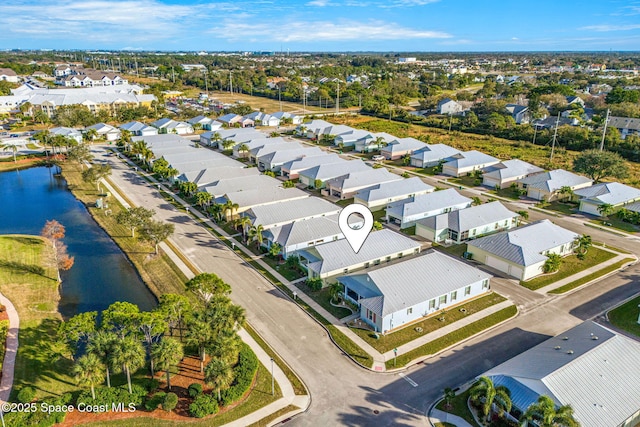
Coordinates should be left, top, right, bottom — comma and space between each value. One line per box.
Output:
115, 206, 155, 238
234, 216, 252, 242
572, 149, 629, 183
204, 358, 234, 401
543, 253, 563, 273
443, 387, 456, 410
469, 376, 512, 421
157, 294, 192, 341
186, 273, 231, 305
178, 181, 198, 197
195, 191, 213, 208
185, 316, 213, 373
328, 282, 342, 303
521, 395, 579, 427
110, 335, 145, 394
248, 224, 264, 249
269, 242, 282, 259
139, 220, 175, 255
66, 143, 93, 168
314, 179, 323, 189
58, 311, 98, 360
73, 353, 105, 401
471, 196, 483, 206
136, 311, 167, 376
372, 221, 383, 231
152, 338, 184, 391
1, 142, 19, 163
87, 330, 117, 388
83, 128, 98, 142
574, 234, 592, 256
81, 164, 112, 191
222, 200, 239, 221
102, 301, 140, 338
516, 210, 529, 221
597, 203, 614, 219
557, 186, 574, 202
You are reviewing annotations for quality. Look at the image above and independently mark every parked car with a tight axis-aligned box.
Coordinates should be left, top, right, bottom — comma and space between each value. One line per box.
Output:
372, 155, 385, 161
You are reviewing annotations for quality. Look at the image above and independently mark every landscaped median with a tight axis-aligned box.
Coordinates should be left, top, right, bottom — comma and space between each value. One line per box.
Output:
549, 257, 637, 294
385, 305, 517, 370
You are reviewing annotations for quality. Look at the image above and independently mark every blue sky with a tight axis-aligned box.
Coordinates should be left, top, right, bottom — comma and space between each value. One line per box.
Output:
1, 0, 640, 51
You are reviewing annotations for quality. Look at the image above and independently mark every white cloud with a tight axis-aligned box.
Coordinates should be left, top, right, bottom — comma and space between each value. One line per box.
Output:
217, 18, 452, 42
580, 23, 640, 32
511, 37, 519, 40
306, 0, 332, 5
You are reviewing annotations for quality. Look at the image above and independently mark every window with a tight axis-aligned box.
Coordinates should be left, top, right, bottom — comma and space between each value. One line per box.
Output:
465, 286, 471, 296
429, 299, 436, 310
472, 229, 476, 236
364, 262, 370, 268
343, 268, 349, 274
406, 307, 413, 315
451, 291, 457, 301
439, 295, 447, 305
482, 279, 489, 289
386, 256, 391, 263
398, 252, 403, 259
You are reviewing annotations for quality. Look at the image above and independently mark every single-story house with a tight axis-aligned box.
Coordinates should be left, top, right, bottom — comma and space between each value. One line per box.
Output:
296, 119, 332, 138
298, 229, 421, 280
188, 116, 221, 131
505, 104, 530, 124
49, 127, 83, 144
272, 111, 303, 125
353, 177, 435, 211
325, 168, 403, 200
217, 113, 243, 127
442, 150, 500, 177
280, 154, 343, 179
0, 68, 19, 83
386, 188, 472, 229
221, 187, 309, 214
415, 201, 519, 244
249, 141, 304, 163
517, 169, 593, 201
608, 116, 640, 140
230, 138, 277, 157
177, 167, 259, 188
466, 219, 578, 281
573, 182, 640, 216
483, 321, 640, 427
204, 175, 281, 199
410, 144, 463, 168
566, 95, 585, 107
203, 127, 263, 148
626, 201, 640, 214
244, 112, 280, 127
298, 160, 371, 189
334, 129, 377, 149
381, 137, 426, 160
437, 98, 463, 115
243, 197, 341, 230
85, 123, 120, 141
482, 159, 545, 189
263, 215, 344, 259
150, 118, 194, 135
120, 121, 158, 137
338, 250, 491, 334
257, 147, 322, 172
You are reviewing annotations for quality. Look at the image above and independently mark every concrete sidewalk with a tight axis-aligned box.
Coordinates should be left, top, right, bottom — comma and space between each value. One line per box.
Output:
429, 408, 474, 427
0, 293, 19, 405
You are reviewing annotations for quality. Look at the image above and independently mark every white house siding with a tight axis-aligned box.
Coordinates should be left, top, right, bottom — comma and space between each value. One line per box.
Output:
483, 175, 515, 189
368, 279, 489, 333
578, 200, 603, 216
414, 224, 442, 242
387, 201, 471, 229
317, 247, 420, 280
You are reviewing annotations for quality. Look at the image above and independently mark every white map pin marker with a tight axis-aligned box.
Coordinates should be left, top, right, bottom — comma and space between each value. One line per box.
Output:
339, 203, 374, 254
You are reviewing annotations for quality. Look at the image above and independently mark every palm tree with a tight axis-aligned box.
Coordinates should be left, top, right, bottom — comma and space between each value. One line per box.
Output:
211, 132, 222, 148
469, 376, 512, 421
237, 143, 249, 158
471, 196, 483, 206
222, 200, 239, 222
204, 358, 234, 401
151, 338, 184, 391
195, 191, 213, 208
443, 387, 456, 410
269, 242, 282, 259
516, 210, 529, 223
328, 282, 342, 303
234, 216, 252, 242
521, 395, 579, 427
185, 316, 213, 373
597, 203, 614, 220
373, 136, 387, 153
83, 128, 98, 142
87, 330, 117, 388
248, 224, 264, 249
543, 253, 563, 273
73, 353, 105, 400
110, 336, 145, 394
207, 203, 224, 223
557, 186, 574, 202
574, 234, 592, 255
1, 142, 18, 163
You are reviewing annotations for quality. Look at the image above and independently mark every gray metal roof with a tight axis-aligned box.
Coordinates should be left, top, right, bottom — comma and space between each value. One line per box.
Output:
444, 150, 499, 169
326, 168, 402, 192
518, 169, 592, 192
410, 144, 462, 163
257, 147, 323, 166
382, 137, 426, 154
298, 160, 371, 181
265, 214, 342, 248
484, 321, 640, 427
418, 201, 518, 232
482, 159, 544, 181
338, 250, 490, 317
386, 188, 472, 220
246, 197, 340, 228
222, 186, 309, 209
250, 141, 302, 158
355, 177, 434, 203
281, 154, 343, 173
299, 229, 420, 276
626, 201, 640, 213
467, 220, 578, 266
120, 121, 157, 133
609, 116, 640, 131
132, 134, 188, 146
179, 167, 259, 187
574, 182, 640, 206
216, 127, 263, 141
204, 175, 281, 197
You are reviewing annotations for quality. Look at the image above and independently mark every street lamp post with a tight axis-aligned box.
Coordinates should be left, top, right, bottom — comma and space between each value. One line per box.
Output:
393, 348, 398, 367
270, 358, 275, 395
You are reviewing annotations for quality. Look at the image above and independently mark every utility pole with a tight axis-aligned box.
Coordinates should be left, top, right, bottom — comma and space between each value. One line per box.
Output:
532, 123, 539, 145
117, 57, 121, 73
550, 113, 560, 161
229, 71, 233, 94
599, 108, 610, 151
278, 85, 282, 111
204, 70, 208, 95
303, 84, 306, 114
336, 80, 340, 114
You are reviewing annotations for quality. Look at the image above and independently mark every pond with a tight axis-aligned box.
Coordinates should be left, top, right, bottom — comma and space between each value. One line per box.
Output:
0, 166, 157, 317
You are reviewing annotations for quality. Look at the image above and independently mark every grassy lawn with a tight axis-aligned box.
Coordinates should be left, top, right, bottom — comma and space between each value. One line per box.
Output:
589, 217, 640, 234
488, 187, 522, 201
297, 283, 353, 320
520, 247, 617, 291
262, 256, 305, 282
433, 243, 468, 259
247, 405, 300, 427
0, 235, 75, 400
448, 176, 482, 188
549, 258, 636, 294
387, 305, 517, 369
401, 225, 416, 235
435, 388, 480, 427
62, 164, 188, 297
352, 293, 506, 353
336, 198, 354, 207
203, 91, 330, 115
540, 201, 578, 216
608, 295, 640, 338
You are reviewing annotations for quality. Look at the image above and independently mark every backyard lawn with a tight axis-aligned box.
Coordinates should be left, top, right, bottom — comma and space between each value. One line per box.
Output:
520, 247, 616, 291
351, 293, 507, 353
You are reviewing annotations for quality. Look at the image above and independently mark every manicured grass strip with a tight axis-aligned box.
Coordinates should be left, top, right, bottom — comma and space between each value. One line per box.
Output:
387, 306, 517, 369
351, 293, 506, 353
549, 258, 636, 294
164, 238, 201, 276
583, 221, 629, 237
609, 296, 640, 338
247, 405, 301, 427
244, 323, 307, 396
520, 247, 616, 291
435, 388, 480, 427
592, 243, 633, 255
589, 217, 640, 234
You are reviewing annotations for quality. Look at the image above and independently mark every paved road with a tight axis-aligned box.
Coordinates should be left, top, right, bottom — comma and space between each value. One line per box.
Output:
94, 146, 640, 427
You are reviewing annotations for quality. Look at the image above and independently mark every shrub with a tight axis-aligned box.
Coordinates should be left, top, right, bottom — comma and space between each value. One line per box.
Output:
17, 386, 36, 403
189, 394, 219, 418
144, 392, 166, 411
306, 277, 323, 291
76, 384, 146, 408
220, 343, 259, 406
140, 378, 160, 393
162, 392, 178, 412
5, 393, 71, 426
188, 383, 203, 398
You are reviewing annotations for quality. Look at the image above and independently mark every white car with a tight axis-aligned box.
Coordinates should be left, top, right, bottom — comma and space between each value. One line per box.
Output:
371, 155, 385, 161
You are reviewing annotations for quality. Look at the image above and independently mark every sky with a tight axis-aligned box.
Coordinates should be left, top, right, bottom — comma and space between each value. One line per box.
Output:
1, 0, 640, 52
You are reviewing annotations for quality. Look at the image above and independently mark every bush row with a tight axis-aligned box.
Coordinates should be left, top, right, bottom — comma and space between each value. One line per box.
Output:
4, 393, 72, 426
220, 343, 259, 406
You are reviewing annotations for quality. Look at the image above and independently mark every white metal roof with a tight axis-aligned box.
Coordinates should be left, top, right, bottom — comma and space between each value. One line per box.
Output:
386, 188, 472, 220
355, 177, 434, 203
419, 201, 518, 232
482, 159, 544, 181
246, 197, 340, 229
518, 169, 593, 192
574, 182, 640, 206
298, 160, 371, 181
326, 168, 402, 192
265, 214, 343, 248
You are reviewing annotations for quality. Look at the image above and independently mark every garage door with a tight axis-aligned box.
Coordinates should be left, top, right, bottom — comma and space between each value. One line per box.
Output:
486, 256, 510, 275
509, 265, 524, 280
